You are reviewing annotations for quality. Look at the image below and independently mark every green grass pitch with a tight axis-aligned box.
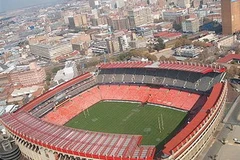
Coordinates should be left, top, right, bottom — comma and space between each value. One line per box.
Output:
65, 101, 187, 146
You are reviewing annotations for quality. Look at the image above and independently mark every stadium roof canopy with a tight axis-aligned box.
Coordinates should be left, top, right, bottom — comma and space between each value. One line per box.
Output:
99, 61, 226, 74
1, 112, 155, 160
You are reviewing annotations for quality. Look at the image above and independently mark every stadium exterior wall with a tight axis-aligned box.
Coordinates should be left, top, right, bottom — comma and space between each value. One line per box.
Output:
165, 81, 228, 160
5, 131, 101, 160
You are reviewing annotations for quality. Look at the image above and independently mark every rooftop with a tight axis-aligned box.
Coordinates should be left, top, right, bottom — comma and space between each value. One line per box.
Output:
11, 86, 39, 97
217, 53, 240, 63
153, 31, 182, 39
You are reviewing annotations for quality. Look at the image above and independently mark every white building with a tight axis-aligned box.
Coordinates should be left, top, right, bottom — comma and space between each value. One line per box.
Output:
162, 9, 187, 22
195, 9, 209, 18
53, 61, 78, 85
174, 45, 203, 58
215, 35, 237, 49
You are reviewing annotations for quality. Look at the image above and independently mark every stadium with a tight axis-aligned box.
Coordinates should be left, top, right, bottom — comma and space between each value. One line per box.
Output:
0, 61, 228, 160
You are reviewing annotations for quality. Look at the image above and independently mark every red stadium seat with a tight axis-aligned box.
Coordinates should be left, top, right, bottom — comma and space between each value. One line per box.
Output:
43, 86, 102, 125
43, 85, 200, 125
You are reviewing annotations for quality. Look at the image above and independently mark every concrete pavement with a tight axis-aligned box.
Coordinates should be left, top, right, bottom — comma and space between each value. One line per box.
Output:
198, 95, 240, 160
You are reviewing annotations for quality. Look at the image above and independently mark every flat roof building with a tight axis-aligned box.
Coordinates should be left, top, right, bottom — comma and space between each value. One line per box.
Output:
30, 42, 73, 61
9, 62, 46, 87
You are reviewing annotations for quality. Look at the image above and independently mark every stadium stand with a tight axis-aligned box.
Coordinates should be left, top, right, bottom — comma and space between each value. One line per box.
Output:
29, 74, 96, 118
98, 85, 200, 111
161, 83, 226, 159
0, 61, 228, 160
97, 62, 226, 92
147, 88, 200, 111
31, 102, 55, 118
17, 73, 93, 113
43, 84, 200, 126
1, 112, 155, 160
43, 86, 101, 125
114, 68, 125, 83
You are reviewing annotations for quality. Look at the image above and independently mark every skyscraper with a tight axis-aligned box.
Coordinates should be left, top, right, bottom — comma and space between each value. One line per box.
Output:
68, 14, 88, 29
221, 0, 240, 35
128, 7, 153, 28
182, 18, 200, 33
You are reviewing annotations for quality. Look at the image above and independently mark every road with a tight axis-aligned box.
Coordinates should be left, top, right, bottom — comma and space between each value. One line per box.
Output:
199, 95, 240, 160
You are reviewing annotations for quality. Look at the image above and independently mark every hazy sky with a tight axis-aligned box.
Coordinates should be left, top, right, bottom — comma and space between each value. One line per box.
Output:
0, 0, 60, 12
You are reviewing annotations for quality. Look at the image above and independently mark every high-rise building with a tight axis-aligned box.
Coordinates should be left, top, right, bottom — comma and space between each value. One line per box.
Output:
108, 17, 130, 30
221, 0, 240, 35
182, 18, 200, 33
68, 17, 75, 29
68, 14, 88, 29
128, 7, 153, 28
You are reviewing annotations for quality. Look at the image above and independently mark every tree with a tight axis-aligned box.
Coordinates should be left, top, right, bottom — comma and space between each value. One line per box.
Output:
117, 53, 130, 61
52, 67, 61, 74
227, 65, 240, 78
85, 60, 101, 68
174, 38, 192, 48
173, 21, 182, 31
205, 56, 216, 64
46, 73, 51, 82
198, 49, 210, 62
148, 46, 155, 53
203, 38, 209, 42
213, 155, 218, 160
203, 17, 212, 24
193, 41, 208, 48
222, 138, 226, 144
168, 56, 177, 61
44, 83, 50, 91
159, 55, 167, 61
154, 38, 165, 51
154, 19, 163, 24
146, 54, 157, 61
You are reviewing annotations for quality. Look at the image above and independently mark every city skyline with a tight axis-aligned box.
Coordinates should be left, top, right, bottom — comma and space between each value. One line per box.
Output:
0, 0, 60, 12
